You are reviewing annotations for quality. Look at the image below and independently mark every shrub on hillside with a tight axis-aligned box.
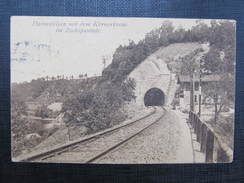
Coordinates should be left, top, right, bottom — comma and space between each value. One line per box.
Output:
11, 98, 42, 157
62, 78, 136, 133
35, 105, 53, 119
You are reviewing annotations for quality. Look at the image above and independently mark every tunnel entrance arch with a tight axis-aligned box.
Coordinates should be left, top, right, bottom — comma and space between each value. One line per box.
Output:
144, 88, 165, 106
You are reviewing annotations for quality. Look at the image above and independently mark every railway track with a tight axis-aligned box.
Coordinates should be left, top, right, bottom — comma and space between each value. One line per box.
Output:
20, 106, 166, 163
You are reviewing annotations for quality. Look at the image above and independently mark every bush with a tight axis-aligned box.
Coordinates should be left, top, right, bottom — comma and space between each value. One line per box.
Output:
35, 105, 52, 118
62, 78, 136, 133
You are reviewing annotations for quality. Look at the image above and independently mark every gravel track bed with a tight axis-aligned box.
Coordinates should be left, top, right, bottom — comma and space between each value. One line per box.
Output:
96, 110, 192, 163
42, 107, 164, 163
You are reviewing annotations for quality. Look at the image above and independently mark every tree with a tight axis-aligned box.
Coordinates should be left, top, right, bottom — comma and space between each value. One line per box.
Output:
30, 79, 49, 99
208, 20, 235, 51
79, 74, 83, 79
169, 27, 187, 43
179, 48, 203, 75
11, 97, 29, 157
202, 45, 223, 74
159, 21, 174, 45
144, 29, 160, 52
203, 78, 231, 123
11, 97, 27, 117
62, 78, 136, 132
190, 21, 210, 42
35, 105, 52, 119
201, 20, 235, 123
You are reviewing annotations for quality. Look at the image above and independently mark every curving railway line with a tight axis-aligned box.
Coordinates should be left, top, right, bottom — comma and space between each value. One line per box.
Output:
19, 106, 166, 163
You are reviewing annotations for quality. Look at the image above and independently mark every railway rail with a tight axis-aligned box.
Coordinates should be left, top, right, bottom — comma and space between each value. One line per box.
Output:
17, 106, 166, 163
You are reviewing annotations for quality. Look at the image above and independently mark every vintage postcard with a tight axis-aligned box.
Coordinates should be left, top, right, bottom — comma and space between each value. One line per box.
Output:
11, 16, 235, 163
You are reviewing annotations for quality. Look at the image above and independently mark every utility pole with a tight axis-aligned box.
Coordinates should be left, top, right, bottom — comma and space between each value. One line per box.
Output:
198, 55, 204, 117
198, 69, 202, 117
102, 56, 106, 70
190, 72, 195, 112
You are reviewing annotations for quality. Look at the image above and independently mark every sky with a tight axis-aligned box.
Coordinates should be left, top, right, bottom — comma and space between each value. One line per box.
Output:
11, 16, 211, 83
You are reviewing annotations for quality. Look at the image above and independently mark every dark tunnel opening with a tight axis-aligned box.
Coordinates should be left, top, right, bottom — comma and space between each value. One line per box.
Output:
144, 88, 165, 106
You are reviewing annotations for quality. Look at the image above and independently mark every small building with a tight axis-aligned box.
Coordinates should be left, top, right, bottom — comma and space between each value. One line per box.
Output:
177, 74, 221, 110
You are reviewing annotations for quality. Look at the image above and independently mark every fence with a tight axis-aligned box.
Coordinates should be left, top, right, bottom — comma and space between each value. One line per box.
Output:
189, 111, 233, 163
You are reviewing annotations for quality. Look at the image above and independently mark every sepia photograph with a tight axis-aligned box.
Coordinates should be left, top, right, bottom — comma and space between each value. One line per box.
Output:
11, 16, 235, 163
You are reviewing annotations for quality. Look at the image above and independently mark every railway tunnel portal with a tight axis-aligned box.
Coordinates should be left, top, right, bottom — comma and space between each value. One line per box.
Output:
127, 51, 173, 109
127, 43, 203, 109
144, 88, 165, 106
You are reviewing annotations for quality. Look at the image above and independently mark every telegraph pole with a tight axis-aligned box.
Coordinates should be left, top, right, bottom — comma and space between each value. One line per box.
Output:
102, 55, 108, 71
190, 72, 195, 112
198, 70, 202, 117
198, 55, 203, 117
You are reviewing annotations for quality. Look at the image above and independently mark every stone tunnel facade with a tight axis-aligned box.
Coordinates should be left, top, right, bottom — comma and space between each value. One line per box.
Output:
128, 53, 173, 109
127, 42, 203, 109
